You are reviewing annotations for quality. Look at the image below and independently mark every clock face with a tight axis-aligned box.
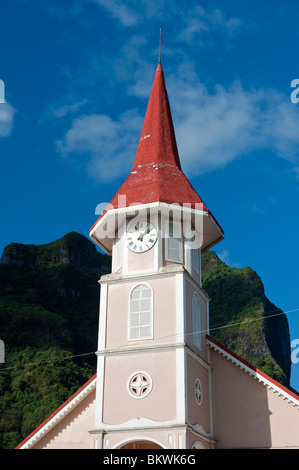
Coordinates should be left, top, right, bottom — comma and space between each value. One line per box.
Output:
126, 221, 158, 253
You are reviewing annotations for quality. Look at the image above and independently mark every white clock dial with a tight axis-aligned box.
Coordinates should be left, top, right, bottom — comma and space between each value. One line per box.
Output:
126, 221, 158, 253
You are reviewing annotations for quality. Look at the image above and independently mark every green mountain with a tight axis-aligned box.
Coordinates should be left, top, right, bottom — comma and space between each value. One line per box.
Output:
0, 232, 292, 449
202, 251, 291, 385
0, 232, 110, 449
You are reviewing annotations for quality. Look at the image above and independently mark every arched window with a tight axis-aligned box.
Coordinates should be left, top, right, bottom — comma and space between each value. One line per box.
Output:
192, 292, 201, 349
129, 284, 153, 341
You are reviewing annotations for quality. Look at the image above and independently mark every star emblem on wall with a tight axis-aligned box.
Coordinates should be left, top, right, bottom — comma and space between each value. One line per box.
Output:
194, 378, 202, 406
128, 371, 153, 399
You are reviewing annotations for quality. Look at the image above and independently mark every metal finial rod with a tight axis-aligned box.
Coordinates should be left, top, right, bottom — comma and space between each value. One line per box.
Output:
159, 28, 162, 63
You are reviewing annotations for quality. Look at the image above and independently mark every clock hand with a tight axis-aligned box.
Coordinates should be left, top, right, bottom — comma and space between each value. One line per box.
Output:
137, 227, 150, 241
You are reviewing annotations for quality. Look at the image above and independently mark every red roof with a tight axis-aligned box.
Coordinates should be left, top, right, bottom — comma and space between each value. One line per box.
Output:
207, 335, 299, 403
90, 62, 222, 233
15, 374, 97, 449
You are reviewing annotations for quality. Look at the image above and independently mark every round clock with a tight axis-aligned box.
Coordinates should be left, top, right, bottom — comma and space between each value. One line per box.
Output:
126, 221, 158, 253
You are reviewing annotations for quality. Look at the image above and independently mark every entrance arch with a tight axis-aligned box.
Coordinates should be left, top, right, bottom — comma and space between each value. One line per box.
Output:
191, 441, 205, 449
115, 438, 165, 449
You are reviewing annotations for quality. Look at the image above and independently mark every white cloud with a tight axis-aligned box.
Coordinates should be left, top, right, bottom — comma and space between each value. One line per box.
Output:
56, 109, 142, 182
293, 167, 299, 181
0, 102, 16, 138
56, 72, 299, 184
178, 5, 243, 43
55, 35, 299, 185
216, 248, 241, 268
91, 0, 139, 26
172, 81, 258, 173
217, 249, 230, 263
252, 204, 265, 215
166, 72, 299, 176
89, 0, 243, 43
48, 99, 87, 119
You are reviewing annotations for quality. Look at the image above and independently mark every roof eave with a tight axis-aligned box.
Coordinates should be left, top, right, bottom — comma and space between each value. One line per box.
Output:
89, 201, 224, 254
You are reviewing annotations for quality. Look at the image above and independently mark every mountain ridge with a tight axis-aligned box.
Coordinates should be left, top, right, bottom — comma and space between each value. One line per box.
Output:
0, 231, 293, 448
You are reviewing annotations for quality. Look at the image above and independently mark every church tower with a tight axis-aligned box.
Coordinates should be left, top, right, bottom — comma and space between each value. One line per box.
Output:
89, 60, 224, 450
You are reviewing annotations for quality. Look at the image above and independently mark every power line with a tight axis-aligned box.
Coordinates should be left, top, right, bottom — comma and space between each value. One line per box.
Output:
1, 306, 299, 373
208, 306, 299, 334
0, 351, 95, 372
157, 306, 299, 343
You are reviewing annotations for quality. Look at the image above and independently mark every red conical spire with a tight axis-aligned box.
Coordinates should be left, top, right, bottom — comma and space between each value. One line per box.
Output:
132, 62, 181, 171
103, 62, 211, 212
90, 61, 223, 237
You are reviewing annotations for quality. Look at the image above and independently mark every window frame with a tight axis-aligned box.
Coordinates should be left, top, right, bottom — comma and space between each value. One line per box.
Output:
128, 283, 154, 341
192, 247, 199, 273
165, 219, 184, 264
192, 291, 201, 350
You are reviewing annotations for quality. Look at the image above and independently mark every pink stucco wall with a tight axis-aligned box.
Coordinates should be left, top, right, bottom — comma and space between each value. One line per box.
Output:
102, 351, 177, 425
32, 388, 96, 449
210, 347, 299, 449
28, 349, 299, 449
186, 353, 211, 435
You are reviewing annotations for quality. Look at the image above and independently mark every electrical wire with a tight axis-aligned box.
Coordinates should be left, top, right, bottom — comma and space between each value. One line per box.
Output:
0, 306, 298, 373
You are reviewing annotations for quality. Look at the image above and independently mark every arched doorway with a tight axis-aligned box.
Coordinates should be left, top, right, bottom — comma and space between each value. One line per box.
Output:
191, 441, 205, 449
118, 439, 164, 449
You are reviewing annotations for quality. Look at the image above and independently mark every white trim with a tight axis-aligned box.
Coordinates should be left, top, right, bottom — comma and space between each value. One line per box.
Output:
207, 346, 214, 437
95, 282, 108, 428
90, 201, 224, 256
191, 440, 206, 449
153, 212, 162, 271
92, 417, 187, 433
176, 348, 186, 425
175, 274, 186, 424
192, 292, 201, 351
90, 201, 210, 239
100, 264, 186, 285
123, 225, 129, 275
185, 240, 192, 275
176, 273, 185, 343
113, 436, 167, 449
207, 338, 299, 409
96, 342, 185, 357
19, 377, 97, 449
99, 264, 211, 305
94, 356, 105, 428
95, 343, 211, 367
98, 283, 108, 350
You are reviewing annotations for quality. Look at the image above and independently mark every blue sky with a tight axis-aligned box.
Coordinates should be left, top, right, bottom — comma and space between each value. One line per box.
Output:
1, 0, 299, 391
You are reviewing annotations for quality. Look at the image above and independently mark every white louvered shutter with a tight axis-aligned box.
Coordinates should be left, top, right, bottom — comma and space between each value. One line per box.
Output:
166, 221, 183, 263
129, 285, 153, 340
192, 292, 201, 349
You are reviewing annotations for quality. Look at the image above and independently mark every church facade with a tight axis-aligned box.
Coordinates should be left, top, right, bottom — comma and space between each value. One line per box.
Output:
16, 61, 299, 450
